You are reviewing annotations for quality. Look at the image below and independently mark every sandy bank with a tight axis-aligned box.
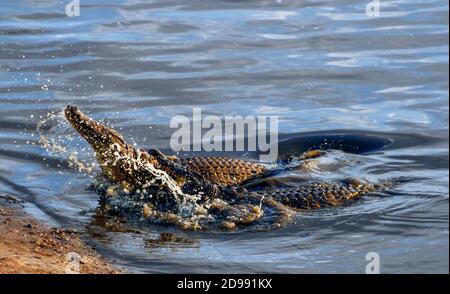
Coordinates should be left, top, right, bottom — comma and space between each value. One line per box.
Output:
0, 196, 122, 274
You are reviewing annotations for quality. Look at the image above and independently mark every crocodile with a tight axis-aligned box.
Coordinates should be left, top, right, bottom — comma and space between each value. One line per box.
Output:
64, 105, 384, 230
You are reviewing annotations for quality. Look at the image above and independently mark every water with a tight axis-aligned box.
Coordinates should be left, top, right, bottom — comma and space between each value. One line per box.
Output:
0, 0, 448, 273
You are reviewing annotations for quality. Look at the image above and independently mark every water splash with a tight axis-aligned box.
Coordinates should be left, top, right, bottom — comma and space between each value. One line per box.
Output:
36, 110, 96, 173
35, 110, 217, 229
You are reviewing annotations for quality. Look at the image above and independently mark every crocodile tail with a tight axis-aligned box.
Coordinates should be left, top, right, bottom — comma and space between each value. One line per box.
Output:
259, 178, 389, 210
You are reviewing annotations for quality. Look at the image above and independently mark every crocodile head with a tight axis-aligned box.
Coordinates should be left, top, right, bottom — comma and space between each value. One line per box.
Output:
64, 105, 159, 186
64, 105, 126, 154
64, 105, 205, 195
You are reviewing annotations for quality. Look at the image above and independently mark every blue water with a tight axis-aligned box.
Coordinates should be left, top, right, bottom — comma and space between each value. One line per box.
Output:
0, 0, 448, 273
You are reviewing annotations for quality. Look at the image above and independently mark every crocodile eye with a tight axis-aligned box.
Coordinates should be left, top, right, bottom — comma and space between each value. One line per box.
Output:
110, 143, 121, 152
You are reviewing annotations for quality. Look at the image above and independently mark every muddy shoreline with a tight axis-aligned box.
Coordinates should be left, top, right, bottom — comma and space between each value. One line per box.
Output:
0, 196, 122, 274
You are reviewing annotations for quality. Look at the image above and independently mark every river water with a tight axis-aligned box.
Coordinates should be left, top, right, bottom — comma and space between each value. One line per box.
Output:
0, 0, 448, 273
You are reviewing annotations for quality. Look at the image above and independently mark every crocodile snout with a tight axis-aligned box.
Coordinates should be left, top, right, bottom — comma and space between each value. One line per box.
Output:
64, 105, 81, 122
64, 104, 104, 146
64, 105, 83, 127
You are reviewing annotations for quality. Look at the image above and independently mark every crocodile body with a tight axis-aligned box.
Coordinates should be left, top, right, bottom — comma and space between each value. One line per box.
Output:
64, 105, 381, 230
177, 157, 267, 186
